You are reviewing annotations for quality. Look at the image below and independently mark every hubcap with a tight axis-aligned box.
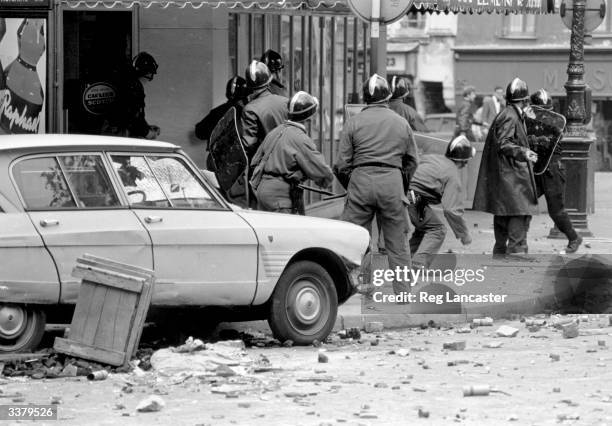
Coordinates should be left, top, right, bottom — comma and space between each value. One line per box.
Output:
294, 285, 321, 324
0, 305, 27, 339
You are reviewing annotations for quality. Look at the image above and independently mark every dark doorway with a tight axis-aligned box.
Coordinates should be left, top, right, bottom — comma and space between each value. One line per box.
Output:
63, 11, 132, 134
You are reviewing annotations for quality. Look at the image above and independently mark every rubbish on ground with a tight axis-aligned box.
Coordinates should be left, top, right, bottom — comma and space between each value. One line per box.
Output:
496, 326, 519, 337
472, 318, 493, 326
463, 385, 511, 397
562, 322, 579, 339
484, 341, 504, 348
87, 370, 109, 381
318, 352, 329, 363
136, 395, 165, 413
443, 341, 466, 351
172, 337, 205, 353
365, 322, 384, 333
418, 408, 430, 418
549, 354, 560, 362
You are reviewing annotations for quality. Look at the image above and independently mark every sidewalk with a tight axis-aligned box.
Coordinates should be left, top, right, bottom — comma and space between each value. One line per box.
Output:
336, 171, 612, 329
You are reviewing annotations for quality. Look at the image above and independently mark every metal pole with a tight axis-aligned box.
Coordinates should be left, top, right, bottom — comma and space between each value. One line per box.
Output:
558, 0, 594, 237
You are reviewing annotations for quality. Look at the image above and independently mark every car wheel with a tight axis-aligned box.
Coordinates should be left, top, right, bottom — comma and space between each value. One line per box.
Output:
0, 305, 46, 353
268, 261, 338, 345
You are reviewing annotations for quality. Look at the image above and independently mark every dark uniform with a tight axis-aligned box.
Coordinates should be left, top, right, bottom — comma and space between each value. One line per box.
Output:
409, 154, 470, 268
526, 116, 579, 244
269, 79, 287, 97
251, 121, 333, 213
389, 98, 429, 132
335, 103, 418, 294
473, 103, 538, 254
241, 87, 288, 157
102, 70, 150, 138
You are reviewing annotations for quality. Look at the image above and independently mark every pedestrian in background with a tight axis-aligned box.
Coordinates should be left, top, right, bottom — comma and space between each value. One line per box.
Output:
473, 77, 539, 257
454, 85, 482, 141
481, 86, 506, 134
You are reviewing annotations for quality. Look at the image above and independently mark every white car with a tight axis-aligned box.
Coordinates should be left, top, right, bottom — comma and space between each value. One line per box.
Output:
0, 135, 369, 352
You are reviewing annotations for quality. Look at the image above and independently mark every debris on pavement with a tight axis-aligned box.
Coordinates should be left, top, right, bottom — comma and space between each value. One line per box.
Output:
418, 408, 430, 418
549, 354, 560, 362
337, 328, 361, 340
172, 337, 205, 353
443, 341, 466, 351
483, 341, 504, 348
318, 352, 329, 363
136, 395, 165, 413
87, 370, 109, 381
472, 317, 493, 327
561, 322, 579, 339
365, 322, 384, 333
496, 325, 519, 337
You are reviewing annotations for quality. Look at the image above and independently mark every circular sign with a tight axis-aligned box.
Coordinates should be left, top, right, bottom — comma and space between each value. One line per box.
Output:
82, 82, 117, 115
347, 0, 414, 25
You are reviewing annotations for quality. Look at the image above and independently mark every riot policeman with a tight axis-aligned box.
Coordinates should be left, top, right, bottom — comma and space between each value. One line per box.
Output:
241, 60, 288, 157
473, 77, 539, 256
195, 76, 249, 170
102, 52, 160, 139
260, 49, 287, 97
250, 91, 333, 214
388, 76, 429, 132
528, 89, 582, 253
408, 136, 474, 268
334, 74, 418, 295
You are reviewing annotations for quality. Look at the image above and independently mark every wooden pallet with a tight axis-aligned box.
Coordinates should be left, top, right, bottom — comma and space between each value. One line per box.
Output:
54, 254, 155, 367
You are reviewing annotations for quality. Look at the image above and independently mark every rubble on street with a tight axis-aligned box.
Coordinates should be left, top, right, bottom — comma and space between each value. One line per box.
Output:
0, 314, 611, 424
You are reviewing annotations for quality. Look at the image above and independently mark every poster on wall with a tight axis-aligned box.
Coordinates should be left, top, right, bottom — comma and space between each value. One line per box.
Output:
0, 17, 47, 135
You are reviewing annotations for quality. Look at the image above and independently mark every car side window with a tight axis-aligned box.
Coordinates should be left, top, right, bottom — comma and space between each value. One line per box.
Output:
147, 156, 222, 209
110, 155, 171, 208
13, 157, 77, 209
58, 155, 120, 208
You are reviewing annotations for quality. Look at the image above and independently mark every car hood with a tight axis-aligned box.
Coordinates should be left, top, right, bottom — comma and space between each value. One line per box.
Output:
236, 210, 370, 266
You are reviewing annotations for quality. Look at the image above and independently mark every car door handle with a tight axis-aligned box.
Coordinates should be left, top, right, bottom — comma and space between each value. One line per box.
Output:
144, 216, 163, 224
40, 219, 59, 227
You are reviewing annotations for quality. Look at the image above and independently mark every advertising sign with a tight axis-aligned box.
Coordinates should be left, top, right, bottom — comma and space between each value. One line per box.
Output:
82, 82, 117, 116
0, 17, 47, 134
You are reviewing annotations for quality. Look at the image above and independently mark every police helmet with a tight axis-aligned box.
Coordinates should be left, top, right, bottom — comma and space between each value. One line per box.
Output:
446, 135, 476, 162
245, 60, 273, 89
133, 52, 158, 80
288, 91, 319, 122
225, 76, 249, 101
506, 77, 529, 103
389, 76, 411, 100
260, 49, 284, 73
530, 89, 553, 110
362, 74, 391, 104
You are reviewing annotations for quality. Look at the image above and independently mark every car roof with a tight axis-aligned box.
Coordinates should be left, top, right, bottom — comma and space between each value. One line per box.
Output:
0, 134, 180, 152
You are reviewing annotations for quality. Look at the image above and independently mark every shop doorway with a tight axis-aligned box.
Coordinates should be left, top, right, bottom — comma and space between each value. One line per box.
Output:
63, 11, 132, 134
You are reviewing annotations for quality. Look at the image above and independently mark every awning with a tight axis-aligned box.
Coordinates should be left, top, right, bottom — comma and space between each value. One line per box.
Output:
58, 0, 553, 13
412, 0, 554, 14
58, 0, 348, 10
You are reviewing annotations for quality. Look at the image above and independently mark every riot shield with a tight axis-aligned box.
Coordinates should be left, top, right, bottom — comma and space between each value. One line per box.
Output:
209, 107, 248, 194
526, 106, 566, 175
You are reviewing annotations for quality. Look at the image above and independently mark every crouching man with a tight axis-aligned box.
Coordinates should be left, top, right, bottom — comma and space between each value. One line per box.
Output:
250, 91, 333, 214
408, 135, 474, 269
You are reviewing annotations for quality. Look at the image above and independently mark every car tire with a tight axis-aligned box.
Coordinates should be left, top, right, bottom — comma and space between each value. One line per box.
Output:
268, 260, 338, 345
0, 305, 46, 353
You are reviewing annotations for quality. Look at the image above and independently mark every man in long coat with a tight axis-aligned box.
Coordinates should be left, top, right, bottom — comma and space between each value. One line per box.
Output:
473, 77, 539, 256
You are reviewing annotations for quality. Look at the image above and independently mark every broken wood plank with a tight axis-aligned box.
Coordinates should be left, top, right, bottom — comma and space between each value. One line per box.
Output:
54, 338, 125, 367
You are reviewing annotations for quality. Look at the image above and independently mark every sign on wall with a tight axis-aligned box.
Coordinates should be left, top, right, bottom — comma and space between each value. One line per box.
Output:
0, 0, 50, 7
0, 17, 47, 135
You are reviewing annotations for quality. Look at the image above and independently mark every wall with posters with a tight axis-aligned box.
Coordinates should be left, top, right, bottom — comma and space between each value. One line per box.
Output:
0, 17, 47, 134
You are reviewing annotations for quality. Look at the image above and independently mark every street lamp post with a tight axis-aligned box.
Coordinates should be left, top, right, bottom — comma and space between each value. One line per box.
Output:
555, 0, 606, 238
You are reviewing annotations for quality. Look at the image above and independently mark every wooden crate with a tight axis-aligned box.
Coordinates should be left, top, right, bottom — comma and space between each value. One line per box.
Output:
54, 254, 155, 367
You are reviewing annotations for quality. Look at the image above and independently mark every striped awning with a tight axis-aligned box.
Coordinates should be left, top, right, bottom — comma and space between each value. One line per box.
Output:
58, 0, 347, 9
57, 0, 554, 13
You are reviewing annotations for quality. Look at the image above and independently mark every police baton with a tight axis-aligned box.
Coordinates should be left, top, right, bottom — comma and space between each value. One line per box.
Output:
298, 184, 346, 200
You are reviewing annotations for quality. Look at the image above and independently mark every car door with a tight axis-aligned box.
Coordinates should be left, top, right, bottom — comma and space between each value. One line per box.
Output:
12, 153, 153, 303
108, 153, 258, 306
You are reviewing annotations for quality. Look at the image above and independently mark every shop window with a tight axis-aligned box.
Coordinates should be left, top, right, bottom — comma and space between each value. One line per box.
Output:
501, 14, 536, 38
405, 11, 426, 30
